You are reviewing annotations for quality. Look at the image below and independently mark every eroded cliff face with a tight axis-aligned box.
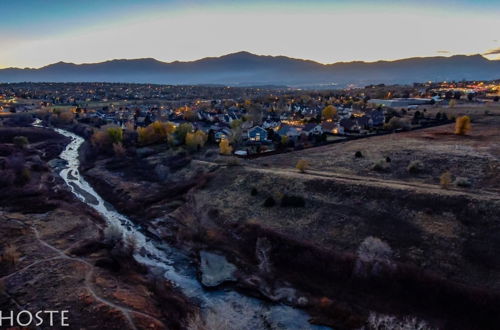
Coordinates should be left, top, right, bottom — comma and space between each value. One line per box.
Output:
0, 126, 192, 330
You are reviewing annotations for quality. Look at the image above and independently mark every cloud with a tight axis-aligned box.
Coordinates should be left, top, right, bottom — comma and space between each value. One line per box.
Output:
436, 50, 450, 54
483, 48, 500, 55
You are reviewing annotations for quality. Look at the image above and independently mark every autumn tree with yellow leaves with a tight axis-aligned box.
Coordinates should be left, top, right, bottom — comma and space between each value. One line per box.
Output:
219, 138, 233, 155
321, 105, 337, 121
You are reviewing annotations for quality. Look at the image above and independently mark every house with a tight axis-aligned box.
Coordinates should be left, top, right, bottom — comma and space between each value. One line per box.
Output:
262, 119, 280, 129
367, 108, 385, 126
247, 126, 268, 142
277, 125, 301, 139
321, 122, 344, 135
302, 123, 323, 136
339, 118, 366, 133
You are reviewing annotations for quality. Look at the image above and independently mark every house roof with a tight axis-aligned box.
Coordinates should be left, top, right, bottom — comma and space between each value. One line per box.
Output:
303, 123, 320, 132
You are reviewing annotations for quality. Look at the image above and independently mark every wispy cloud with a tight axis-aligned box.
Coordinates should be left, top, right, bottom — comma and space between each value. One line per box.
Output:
436, 50, 450, 54
483, 48, 500, 55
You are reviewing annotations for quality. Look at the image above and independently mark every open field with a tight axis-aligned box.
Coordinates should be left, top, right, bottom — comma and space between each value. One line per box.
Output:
250, 105, 500, 193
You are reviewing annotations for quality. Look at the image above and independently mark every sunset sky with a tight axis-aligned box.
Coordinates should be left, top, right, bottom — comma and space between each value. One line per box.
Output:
1, 0, 499, 68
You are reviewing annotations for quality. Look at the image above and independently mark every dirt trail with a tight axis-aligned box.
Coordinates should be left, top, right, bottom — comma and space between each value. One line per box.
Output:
193, 159, 500, 201
1, 226, 167, 330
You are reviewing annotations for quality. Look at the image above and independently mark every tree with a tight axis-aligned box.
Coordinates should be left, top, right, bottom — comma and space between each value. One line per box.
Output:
321, 105, 337, 121
175, 123, 194, 144
219, 139, 233, 155
185, 130, 208, 150
454, 116, 471, 135
107, 127, 123, 144
296, 159, 309, 173
230, 119, 242, 129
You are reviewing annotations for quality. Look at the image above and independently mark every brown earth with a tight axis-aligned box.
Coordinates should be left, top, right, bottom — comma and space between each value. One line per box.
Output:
0, 125, 192, 330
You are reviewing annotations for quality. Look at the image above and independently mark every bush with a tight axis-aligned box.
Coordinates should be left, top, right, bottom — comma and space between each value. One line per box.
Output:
385, 156, 391, 163
1, 245, 21, 267
440, 171, 452, 189
365, 312, 434, 330
185, 130, 207, 150
91, 129, 111, 151
103, 223, 123, 247
454, 177, 471, 188
250, 187, 258, 196
280, 195, 305, 207
354, 236, 394, 277
263, 197, 276, 207
137, 121, 174, 145
13, 136, 29, 149
372, 159, 389, 172
407, 160, 424, 174
296, 159, 309, 173
384, 117, 410, 131
219, 139, 233, 155
175, 123, 194, 143
15, 168, 31, 186
355, 151, 363, 158
113, 142, 126, 157
107, 127, 123, 144
455, 116, 471, 135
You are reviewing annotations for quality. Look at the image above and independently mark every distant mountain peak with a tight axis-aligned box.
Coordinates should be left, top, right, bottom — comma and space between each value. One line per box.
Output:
1, 52, 499, 86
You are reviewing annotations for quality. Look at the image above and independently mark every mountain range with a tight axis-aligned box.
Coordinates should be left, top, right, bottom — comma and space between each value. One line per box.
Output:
1, 51, 499, 87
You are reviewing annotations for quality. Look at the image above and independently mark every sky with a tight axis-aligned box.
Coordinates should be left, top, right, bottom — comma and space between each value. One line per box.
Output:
1, 0, 499, 69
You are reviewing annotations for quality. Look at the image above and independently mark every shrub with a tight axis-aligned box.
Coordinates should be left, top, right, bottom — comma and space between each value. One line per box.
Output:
263, 197, 276, 207
137, 121, 174, 145
280, 195, 305, 207
250, 187, 258, 196
372, 159, 389, 172
365, 312, 434, 330
384, 117, 410, 131
175, 123, 194, 143
385, 156, 391, 163
296, 159, 309, 173
219, 139, 233, 155
13, 136, 29, 149
15, 168, 31, 186
91, 129, 112, 151
103, 223, 123, 247
407, 160, 424, 174
107, 127, 123, 144
355, 151, 363, 158
440, 171, 452, 189
1, 245, 21, 266
455, 116, 471, 135
51, 110, 75, 125
185, 130, 207, 150
113, 142, 126, 157
354, 236, 394, 277
454, 176, 471, 188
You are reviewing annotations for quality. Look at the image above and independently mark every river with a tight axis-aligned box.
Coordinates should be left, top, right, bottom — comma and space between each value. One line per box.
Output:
48, 124, 331, 330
